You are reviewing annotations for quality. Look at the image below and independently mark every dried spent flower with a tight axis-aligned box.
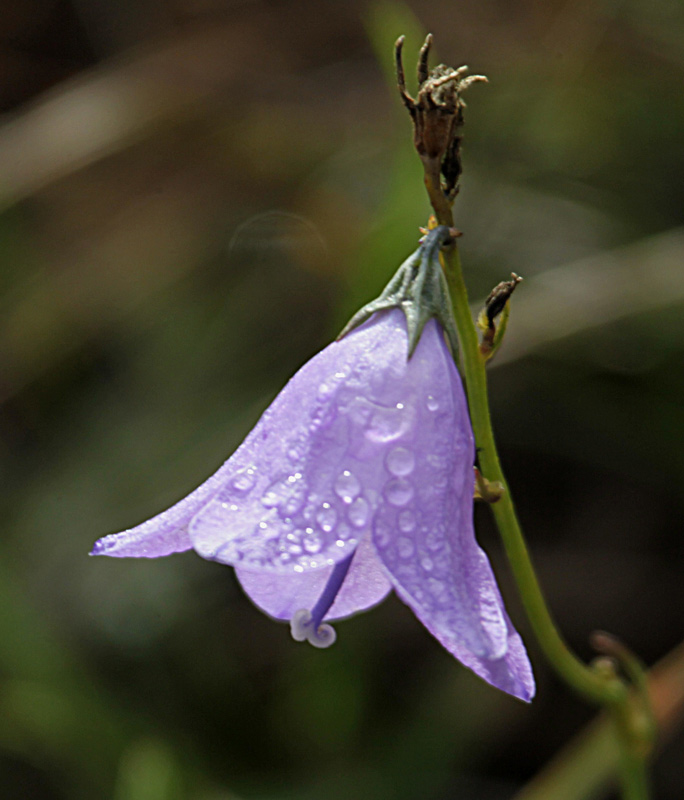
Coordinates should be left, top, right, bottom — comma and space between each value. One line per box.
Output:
91, 228, 534, 701
396, 34, 487, 205
478, 273, 523, 359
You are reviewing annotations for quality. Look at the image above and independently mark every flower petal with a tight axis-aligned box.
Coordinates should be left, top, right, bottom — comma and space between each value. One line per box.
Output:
370, 316, 510, 660
235, 534, 392, 621
188, 310, 419, 573
92, 447, 286, 558
90, 474, 232, 557
404, 590, 535, 701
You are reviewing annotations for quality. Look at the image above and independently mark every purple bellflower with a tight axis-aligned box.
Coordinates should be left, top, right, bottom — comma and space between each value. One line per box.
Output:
92, 227, 534, 702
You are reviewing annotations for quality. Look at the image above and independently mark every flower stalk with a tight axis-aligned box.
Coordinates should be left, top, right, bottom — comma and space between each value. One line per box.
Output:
441, 134, 653, 800
397, 33, 654, 799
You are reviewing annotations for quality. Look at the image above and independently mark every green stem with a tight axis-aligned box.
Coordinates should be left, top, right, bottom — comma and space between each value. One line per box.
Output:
616, 745, 650, 800
421, 154, 649, 799
442, 241, 623, 705
441, 238, 655, 799
612, 697, 652, 800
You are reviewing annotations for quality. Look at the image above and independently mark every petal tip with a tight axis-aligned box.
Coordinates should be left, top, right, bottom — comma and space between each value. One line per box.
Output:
516, 682, 536, 704
90, 535, 116, 556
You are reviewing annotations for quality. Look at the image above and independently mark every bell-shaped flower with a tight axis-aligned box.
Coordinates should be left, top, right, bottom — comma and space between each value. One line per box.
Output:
92, 227, 534, 702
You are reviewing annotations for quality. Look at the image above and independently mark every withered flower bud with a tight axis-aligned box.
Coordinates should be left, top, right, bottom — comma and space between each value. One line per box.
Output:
395, 35, 487, 210
484, 273, 523, 329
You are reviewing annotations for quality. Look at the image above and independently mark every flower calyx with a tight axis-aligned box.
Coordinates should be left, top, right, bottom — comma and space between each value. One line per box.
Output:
395, 34, 487, 219
338, 225, 460, 358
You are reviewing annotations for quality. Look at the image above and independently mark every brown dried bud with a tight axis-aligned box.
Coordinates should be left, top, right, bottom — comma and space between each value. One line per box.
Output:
484, 273, 523, 328
395, 34, 487, 201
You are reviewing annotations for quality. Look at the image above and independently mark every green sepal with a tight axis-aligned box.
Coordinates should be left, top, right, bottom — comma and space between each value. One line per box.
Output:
338, 226, 460, 358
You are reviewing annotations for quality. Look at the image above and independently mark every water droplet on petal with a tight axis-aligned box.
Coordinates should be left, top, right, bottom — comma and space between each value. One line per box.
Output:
261, 481, 287, 508
397, 537, 414, 558
261, 475, 306, 517
428, 454, 448, 470
426, 395, 439, 412
316, 503, 337, 533
336, 524, 353, 541
427, 577, 446, 599
231, 468, 256, 494
347, 496, 369, 528
364, 403, 410, 443
334, 470, 361, 504
317, 382, 334, 400
398, 510, 416, 532
425, 530, 443, 551
316, 502, 337, 533
385, 447, 415, 477
420, 556, 434, 571
255, 521, 278, 540
303, 529, 322, 554
384, 478, 414, 507
374, 520, 391, 547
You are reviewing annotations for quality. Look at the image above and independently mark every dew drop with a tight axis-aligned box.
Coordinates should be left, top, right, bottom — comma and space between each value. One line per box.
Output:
231, 468, 256, 494
374, 520, 391, 547
385, 446, 415, 477
256, 521, 277, 540
420, 556, 434, 571
427, 454, 448, 470
427, 577, 446, 599
397, 537, 415, 558
316, 503, 338, 533
281, 492, 305, 517
426, 395, 439, 412
384, 478, 414, 507
425, 530, 443, 551
336, 524, 353, 541
317, 382, 334, 400
347, 496, 369, 528
398, 510, 416, 532
334, 470, 361, 504
364, 403, 410, 443
261, 481, 288, 508
303, 529, 322, 554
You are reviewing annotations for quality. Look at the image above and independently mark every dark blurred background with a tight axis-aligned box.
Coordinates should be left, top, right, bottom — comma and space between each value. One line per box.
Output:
1, 0, 683, 798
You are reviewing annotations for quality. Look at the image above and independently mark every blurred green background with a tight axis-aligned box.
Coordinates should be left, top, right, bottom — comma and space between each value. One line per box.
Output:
1, 0, 683, 798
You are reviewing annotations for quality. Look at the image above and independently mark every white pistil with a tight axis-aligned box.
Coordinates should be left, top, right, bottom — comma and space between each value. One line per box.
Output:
290, 609, 337, 648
